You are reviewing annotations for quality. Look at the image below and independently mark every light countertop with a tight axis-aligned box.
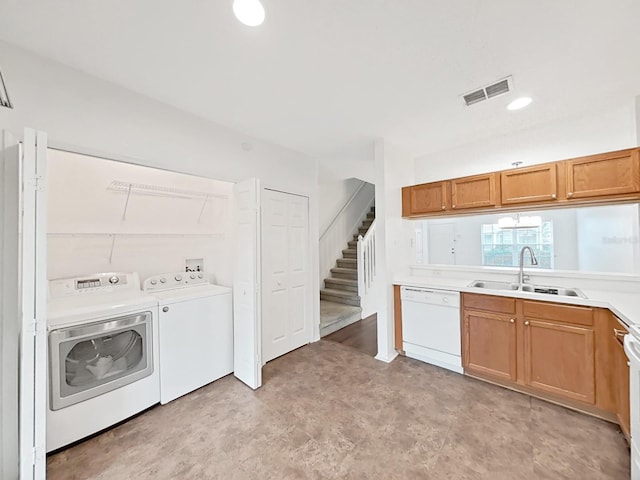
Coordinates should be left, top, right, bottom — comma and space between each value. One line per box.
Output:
394, 275, 639, 327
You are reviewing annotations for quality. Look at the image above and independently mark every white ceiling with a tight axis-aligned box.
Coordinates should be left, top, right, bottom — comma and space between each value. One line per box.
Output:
1, 1, 639, 160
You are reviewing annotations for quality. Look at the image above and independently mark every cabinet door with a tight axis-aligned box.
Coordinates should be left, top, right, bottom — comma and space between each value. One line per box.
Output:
451, 173, 497, 210
403, 182, 449, 215
463, 309, 516, 382
523, 319, 595, 404
613, 325, 630, 439
501, 163, 559, 205
394, 285, 403, 352
566, 149, 640, 200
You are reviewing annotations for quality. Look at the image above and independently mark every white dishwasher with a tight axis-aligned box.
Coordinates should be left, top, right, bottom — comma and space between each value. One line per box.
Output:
401, 286, 462, 374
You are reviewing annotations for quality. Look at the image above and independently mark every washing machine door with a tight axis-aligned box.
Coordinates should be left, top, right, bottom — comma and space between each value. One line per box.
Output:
49, 312, 154, 410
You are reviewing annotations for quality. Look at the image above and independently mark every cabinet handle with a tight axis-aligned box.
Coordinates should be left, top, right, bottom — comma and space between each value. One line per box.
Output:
613, 328, 626, 346
551, 194, 557, 199
509, 318, 515, 324
162, 306, 169, 313
567, 192, 573, 198
524, 320, 530, 326
441, 205, 446, 210
452, 204, 456, 209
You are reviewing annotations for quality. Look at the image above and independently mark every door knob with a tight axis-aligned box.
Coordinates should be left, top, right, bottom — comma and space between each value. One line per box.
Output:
509, 318, 515, 323
524, 320, 530, 326
162, 306, 169, 313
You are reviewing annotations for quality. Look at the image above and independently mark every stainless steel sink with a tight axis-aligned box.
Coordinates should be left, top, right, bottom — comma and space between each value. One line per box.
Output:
469, 280, 587, 298
468, 280, 520, 291
520, 284, 586, 298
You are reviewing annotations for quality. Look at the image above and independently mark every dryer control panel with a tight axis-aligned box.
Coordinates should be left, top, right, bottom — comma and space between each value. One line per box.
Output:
49, 272, 138, 298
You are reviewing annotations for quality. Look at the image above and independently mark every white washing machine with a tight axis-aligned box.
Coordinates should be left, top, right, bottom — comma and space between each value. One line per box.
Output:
47, 272, 159, 452
143, 272, 233, 404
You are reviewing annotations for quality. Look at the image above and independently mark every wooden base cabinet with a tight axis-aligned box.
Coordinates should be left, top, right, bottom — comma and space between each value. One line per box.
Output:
463, 310, 516, 382
462, 294, 628, 424
390, 290, 631, 435
612, 319, 631, 439
523, 319, 595, 404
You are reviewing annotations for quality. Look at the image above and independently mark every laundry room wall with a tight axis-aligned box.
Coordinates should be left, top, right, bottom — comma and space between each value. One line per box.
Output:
0, 40, 321, 339
47, 149, 234, 286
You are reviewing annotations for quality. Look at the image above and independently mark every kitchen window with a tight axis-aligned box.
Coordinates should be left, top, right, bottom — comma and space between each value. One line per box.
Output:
481, 222, 554, 268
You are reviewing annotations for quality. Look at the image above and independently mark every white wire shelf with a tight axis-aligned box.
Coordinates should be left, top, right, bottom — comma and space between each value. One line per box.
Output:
48, 233, 226, 238
107, 180, 228, 201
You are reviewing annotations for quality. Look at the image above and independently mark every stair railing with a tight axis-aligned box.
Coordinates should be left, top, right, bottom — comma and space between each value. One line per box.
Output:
357, 219, 377, 318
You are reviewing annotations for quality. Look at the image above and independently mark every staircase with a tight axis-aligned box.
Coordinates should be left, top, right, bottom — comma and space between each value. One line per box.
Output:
320, 206, 375, 336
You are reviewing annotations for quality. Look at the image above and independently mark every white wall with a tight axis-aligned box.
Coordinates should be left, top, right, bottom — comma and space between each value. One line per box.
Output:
636, 95, 640, 143
374, 139, 414, 362
0, 42, 317, 190
577, 204, 640, 274
318, 178, 366, 235
47, 149, 234, 285
415, 101, 638, 183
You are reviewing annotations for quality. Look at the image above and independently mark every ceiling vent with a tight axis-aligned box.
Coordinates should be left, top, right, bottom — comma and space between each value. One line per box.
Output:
462, 76, 512, 107
0, 66, 13, 109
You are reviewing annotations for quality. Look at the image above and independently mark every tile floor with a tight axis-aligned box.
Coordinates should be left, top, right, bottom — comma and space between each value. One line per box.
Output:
47, 340, 630, 479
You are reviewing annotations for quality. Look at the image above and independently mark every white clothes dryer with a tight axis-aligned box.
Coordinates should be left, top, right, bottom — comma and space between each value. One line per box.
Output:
47, 272, 159, 452
143, 272, 233, 405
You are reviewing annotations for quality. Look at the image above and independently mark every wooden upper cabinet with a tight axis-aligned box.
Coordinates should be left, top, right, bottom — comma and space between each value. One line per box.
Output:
566, 148, 640, 200
402, 181, 449, 216
501, 163, 559, 205
451, 173, 497, 210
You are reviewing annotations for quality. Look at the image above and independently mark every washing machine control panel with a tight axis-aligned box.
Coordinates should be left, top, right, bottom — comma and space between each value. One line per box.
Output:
143, 272, 207, 292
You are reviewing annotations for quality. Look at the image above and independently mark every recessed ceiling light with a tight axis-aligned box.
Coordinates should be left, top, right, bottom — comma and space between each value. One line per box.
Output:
233, 0, 265, 27
507, 97, 532, 111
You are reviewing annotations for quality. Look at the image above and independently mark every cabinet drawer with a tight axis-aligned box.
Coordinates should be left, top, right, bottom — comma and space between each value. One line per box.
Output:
523, 301, 593, 326
463, 293, 515, 315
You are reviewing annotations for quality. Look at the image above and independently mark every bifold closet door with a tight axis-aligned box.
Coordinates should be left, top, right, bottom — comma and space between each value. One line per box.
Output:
261, 189, 310, 363
232, 178, 262, 390
1, 129, 48, 480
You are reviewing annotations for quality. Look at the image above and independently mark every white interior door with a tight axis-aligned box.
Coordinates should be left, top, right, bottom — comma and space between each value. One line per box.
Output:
261, 189, 309, 363
1, 129, 47, 480
232, 178, 262, 390
428, 223, 456, 265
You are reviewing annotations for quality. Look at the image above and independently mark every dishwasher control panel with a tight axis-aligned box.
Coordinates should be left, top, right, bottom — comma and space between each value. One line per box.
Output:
400, 286, 460, 306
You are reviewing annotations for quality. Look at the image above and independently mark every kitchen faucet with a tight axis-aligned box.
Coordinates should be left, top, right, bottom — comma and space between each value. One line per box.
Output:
518, 246, 538, 289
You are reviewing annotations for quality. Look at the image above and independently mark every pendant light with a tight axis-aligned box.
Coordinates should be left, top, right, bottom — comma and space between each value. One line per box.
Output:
233, 0, 266, 27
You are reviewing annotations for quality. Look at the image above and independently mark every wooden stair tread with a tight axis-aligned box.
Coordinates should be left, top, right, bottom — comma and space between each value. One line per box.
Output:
325, 277, 357, 286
